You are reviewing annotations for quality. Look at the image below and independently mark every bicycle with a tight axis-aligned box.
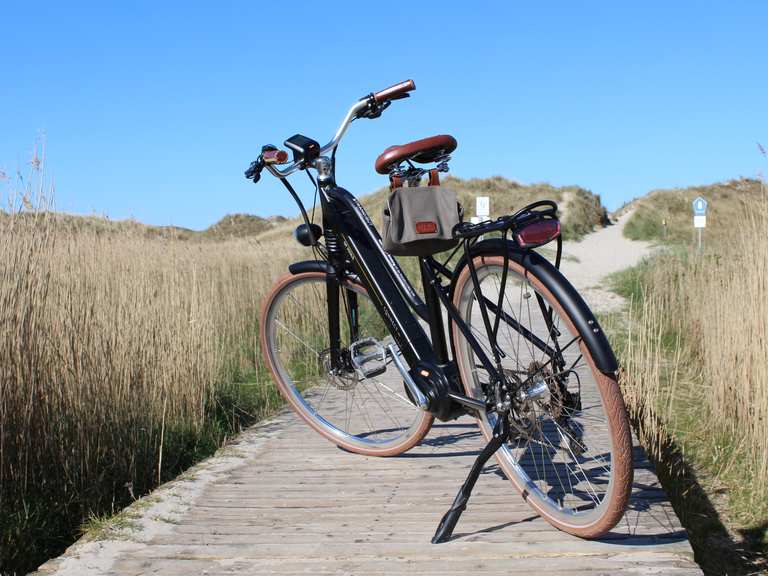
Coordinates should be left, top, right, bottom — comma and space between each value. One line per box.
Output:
245, 80, 633, 543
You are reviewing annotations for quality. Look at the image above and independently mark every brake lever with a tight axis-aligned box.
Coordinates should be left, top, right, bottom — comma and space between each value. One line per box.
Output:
244, 156, 264, 183
357, 98, 392, 119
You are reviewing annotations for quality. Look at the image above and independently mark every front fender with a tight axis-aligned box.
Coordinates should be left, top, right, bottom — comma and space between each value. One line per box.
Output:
287, 260, 364, 287
288, 260, 336, 276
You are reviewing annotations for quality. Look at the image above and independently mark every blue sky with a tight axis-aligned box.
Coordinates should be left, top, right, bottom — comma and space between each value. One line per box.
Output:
1, 1, 766, 230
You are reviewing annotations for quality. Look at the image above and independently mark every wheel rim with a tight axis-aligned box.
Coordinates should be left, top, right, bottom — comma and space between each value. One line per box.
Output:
264, 274, 429, 452
453, 259, 619, 526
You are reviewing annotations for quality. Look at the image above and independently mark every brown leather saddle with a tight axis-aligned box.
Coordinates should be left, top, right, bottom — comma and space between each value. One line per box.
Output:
375, 134, 457, 175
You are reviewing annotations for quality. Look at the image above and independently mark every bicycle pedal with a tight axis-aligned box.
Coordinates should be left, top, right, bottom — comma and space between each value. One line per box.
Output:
350, 337, 387, 378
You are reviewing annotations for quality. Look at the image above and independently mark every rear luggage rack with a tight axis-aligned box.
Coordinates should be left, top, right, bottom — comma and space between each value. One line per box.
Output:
451, 200, 563, 269
452, 200, 559, 240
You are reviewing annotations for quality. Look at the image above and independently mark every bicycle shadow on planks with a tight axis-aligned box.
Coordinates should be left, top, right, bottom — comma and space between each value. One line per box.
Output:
398, 422, 483, 458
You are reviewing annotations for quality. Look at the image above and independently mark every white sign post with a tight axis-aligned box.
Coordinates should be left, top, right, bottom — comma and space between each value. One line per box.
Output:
692, 196, 707, 252
476, 196, 490, 221
470, 196, 490, 237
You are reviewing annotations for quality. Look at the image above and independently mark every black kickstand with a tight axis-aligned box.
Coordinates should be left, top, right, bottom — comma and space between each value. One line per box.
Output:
431, 414, 510, 544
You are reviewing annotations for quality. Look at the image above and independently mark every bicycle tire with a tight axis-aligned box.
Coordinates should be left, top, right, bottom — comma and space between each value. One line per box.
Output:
261, 271, 433, 456
451, 254, 633, 537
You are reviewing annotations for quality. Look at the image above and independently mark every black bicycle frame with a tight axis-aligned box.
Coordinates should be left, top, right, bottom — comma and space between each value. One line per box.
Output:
315, 185, 516, 419
250, 84, 625, 544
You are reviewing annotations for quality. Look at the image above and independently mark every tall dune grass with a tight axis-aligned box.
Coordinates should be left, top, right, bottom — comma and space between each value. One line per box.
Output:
0, 176, 305, 572
616, 184, 768, 547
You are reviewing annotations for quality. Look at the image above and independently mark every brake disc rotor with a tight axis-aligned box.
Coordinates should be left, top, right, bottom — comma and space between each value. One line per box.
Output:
320, 349, 358, 391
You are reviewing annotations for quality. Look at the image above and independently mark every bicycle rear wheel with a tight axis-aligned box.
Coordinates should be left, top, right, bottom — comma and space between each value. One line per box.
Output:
261, 271, 433, 456
451, 254, 633, 537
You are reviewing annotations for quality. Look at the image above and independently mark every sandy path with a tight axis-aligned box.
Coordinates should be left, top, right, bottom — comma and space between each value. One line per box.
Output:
557, 211, 653, 314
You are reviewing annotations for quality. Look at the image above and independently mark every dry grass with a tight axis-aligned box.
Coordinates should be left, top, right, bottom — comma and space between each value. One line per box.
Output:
631, 208, 767, 507
612, 183, 768, 563
0, 169, 309, 572
0, 210, 287, 242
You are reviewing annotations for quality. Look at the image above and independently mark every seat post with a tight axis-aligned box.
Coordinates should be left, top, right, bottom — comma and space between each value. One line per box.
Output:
419, 257, 449, 364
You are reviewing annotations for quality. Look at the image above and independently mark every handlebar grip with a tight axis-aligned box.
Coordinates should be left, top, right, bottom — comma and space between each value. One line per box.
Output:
262, 149, 289, 165
373, 79, 415, 103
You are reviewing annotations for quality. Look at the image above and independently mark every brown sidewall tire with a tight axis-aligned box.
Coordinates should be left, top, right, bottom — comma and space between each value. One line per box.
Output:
260, 271, 434, 457
452, 256, 633, 538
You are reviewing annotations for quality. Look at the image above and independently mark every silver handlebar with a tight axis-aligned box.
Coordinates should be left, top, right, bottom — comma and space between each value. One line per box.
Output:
265, 98, 369, 178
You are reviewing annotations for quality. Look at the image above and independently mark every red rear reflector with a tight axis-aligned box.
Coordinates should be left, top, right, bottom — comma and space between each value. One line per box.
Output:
415, 221, 437, 234
516, 219, 561, 248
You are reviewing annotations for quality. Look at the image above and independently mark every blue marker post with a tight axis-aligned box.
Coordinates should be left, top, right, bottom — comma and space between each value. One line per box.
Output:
692, 196, 708, 252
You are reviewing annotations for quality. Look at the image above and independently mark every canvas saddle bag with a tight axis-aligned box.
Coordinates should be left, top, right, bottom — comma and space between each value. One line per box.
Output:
382, 186, 463, 257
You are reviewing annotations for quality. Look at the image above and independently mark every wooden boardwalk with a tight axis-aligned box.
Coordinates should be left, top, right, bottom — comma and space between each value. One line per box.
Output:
41, 406, 702, 575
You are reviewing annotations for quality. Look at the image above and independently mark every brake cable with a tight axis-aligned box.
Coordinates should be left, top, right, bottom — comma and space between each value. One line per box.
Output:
277, 176, 318, 246
304, 170, 327, 262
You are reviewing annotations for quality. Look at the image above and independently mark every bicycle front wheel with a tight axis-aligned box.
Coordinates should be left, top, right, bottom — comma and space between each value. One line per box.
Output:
261, 271, 433, 456
451, 254, 633, 537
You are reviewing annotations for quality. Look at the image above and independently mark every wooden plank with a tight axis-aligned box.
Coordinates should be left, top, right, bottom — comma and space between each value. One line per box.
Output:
110, 555, 704, 576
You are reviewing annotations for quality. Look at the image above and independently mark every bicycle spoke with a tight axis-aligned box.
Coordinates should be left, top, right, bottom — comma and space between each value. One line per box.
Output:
274, 319, 321, 358
350, 387, 381, 435
367, 378, 417, 409
357, 380, 405, 430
